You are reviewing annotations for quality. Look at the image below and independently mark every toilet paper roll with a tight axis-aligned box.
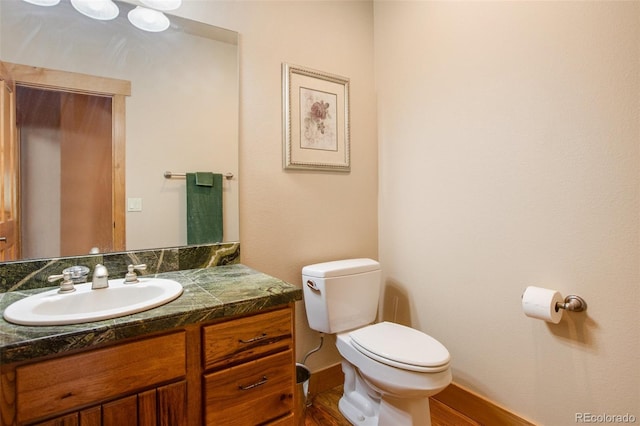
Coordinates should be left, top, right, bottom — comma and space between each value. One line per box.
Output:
522, 286, 564, 324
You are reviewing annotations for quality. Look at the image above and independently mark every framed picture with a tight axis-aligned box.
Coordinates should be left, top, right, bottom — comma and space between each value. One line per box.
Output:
282, 63, 350, 172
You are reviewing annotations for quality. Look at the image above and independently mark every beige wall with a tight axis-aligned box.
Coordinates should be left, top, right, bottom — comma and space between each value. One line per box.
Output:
375, 2, 639, 425
176, 0, 378, 369
239, 1, 378, 369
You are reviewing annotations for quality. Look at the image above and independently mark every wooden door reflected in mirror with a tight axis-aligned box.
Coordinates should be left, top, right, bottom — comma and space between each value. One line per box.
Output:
18, 87, 114, 258
2, 62, 130, 259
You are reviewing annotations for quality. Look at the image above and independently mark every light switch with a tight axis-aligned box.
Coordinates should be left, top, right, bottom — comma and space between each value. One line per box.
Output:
127, 198, 143, 212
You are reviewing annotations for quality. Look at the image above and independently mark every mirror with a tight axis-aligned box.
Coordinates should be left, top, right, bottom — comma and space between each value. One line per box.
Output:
0, 0, 239, 262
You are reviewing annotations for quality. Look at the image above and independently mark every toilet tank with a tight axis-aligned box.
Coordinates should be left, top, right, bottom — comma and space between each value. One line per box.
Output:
302, 258, 381, 334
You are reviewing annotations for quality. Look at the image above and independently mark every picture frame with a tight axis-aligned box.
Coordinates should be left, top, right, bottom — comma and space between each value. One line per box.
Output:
282, 63, 350, 172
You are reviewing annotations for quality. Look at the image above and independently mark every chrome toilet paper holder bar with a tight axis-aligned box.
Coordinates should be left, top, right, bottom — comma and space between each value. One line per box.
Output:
555, 295, 587, 312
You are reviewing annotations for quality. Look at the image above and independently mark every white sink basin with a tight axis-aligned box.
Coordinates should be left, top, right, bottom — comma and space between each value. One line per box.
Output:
3, 278, 183, 326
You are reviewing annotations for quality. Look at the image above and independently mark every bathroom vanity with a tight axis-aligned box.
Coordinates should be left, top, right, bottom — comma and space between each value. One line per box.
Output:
0, 263, 302, 426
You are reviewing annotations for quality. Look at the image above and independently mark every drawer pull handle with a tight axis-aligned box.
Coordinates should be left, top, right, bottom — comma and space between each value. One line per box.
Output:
239, 376, 268, 390
239, 333, 268, 344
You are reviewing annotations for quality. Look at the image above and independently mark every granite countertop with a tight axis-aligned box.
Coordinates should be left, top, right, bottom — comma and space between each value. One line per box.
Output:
0, 264, 302, 365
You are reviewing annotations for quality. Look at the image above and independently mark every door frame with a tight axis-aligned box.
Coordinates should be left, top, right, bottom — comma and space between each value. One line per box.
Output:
0, 61, 19, 260
3, 62, 131, 253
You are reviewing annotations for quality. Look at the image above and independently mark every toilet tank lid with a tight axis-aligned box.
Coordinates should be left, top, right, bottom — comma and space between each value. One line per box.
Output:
302, 258, 380, 278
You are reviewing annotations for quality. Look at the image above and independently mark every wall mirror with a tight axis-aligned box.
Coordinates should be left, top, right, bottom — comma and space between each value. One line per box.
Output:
0, 0, 239, 262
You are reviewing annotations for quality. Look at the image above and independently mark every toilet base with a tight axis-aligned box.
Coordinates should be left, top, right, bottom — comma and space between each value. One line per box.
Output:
339, 360, 434, 426
378, 395, 432, 426
339, 360, 379, 425
339, 395, 378, 426
339, 394, 433, 426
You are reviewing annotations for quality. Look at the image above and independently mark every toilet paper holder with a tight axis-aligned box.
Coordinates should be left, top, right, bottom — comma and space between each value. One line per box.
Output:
555, 295, 587, 313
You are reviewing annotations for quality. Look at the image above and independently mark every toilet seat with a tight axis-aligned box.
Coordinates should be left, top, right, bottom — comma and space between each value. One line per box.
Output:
349, 322, 450, 373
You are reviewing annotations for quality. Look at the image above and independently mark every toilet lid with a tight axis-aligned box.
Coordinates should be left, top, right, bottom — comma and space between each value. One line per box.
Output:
349, 322, 450, 373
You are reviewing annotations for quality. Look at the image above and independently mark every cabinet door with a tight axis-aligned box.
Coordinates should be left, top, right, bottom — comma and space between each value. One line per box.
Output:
33, 381, 187, 426
16, 332, 185, 424
78, 407, 101, 426
138, 389, 157, 426
35, 413, 78, 426
102, 395, 137, 426
33, 407, 100, 426
137, 382, 188, 426
157, 381, 187, 426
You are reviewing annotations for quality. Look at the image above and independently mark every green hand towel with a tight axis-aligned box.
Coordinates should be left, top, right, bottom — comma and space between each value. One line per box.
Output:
195, 172, 214, 187
187, 173, 223, 244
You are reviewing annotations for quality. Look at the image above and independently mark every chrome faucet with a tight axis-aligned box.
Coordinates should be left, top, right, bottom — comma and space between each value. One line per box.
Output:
92, 264, 109, 289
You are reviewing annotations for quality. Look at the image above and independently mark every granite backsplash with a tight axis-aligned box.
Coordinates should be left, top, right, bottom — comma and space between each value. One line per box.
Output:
0, 242, 240, 293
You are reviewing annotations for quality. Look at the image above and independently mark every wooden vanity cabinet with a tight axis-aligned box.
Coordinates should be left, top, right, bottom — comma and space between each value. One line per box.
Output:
0, 305, 295, 426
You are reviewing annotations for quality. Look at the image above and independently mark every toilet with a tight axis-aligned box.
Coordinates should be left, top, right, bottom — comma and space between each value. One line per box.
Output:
302, 258, 451, 426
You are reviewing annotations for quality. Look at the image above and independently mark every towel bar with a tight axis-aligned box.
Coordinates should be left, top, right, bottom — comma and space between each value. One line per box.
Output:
164, 171, 234, 180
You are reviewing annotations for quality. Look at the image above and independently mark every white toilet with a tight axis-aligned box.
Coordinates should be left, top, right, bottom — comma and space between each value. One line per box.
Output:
302, 258, 451, 426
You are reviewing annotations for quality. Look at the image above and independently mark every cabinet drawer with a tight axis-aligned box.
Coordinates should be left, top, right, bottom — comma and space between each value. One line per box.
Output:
16, 332, 186, 423
204, 349, 294, 425
202, 308, 292, 370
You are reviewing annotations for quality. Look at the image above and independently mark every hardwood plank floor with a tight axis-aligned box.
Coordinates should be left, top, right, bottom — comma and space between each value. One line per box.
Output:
304, 386, 350, 426
304, 386, 480, 426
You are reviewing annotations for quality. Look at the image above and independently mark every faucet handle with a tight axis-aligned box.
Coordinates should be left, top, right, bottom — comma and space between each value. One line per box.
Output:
48, 271, 76, 294
124, 264, 147, 283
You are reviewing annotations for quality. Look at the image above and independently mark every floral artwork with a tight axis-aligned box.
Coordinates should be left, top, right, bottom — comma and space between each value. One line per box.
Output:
300, 88, 337, 151
283, 63, 350, 171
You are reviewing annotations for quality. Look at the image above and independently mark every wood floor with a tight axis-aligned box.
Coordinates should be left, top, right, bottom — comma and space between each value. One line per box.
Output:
304, 385, 350, 426
304, 385, 480, 426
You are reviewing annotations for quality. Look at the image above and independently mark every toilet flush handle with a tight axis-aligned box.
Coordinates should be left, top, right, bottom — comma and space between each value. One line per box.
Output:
306, 280, 320, 292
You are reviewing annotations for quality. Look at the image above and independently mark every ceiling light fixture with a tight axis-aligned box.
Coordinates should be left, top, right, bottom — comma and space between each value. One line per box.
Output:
22, 0, 178, 33
128, 6, 170, 32
22, 0, 61, 6
70, 0, 119, 21
140, 0, 182, 11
